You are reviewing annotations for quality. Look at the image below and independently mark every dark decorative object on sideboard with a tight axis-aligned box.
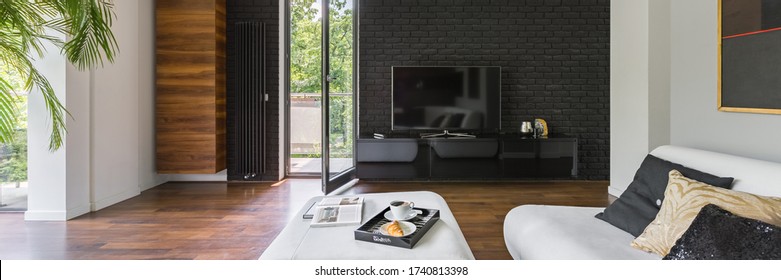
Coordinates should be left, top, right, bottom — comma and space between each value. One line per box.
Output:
520, 121, 534, 136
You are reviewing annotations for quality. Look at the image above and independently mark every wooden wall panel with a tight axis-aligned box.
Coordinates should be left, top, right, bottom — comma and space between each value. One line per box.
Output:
156, 0, 226, 174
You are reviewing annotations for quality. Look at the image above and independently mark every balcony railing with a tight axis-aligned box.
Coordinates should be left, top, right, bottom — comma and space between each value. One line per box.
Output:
289, 93, 353, 174
289, 93, 352, 156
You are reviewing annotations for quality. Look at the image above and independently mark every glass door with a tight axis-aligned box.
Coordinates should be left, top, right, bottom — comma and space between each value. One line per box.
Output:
288, 0, 323, 175
321, 0, 355, 194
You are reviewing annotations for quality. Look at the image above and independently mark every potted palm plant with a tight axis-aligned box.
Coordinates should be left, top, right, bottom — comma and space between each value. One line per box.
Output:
0, 0, 118, 150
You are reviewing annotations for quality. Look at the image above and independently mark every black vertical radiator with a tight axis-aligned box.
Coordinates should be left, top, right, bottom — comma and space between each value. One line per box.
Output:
234, 21, 266, 180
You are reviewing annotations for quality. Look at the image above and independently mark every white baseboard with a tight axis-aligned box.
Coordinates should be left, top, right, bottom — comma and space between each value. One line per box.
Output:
327, 179, 359, 196
607, 185, 625, 198
24, 210, 67, 221
26, 188, 140, 220
92, 188, 141, 211
24, 203, 91, 221
166, 170, 228, 182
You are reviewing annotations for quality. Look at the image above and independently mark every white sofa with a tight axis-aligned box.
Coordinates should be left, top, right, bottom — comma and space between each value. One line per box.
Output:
503, 145, 781, 260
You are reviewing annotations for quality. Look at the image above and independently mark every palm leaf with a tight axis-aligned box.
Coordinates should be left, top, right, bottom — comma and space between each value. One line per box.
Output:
0, 0, 118, 150
29, 68, 67, 150
0, 77, 20, 143
50, 0, 119, 70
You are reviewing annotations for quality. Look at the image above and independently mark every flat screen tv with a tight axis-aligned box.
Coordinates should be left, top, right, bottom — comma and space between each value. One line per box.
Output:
392, 66, 501, 132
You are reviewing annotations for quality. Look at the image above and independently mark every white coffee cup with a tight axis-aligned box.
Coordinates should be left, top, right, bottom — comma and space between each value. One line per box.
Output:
390, 200, 415, 219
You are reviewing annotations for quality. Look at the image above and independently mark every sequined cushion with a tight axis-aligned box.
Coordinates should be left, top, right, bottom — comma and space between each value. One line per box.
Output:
664, 204, 781, 260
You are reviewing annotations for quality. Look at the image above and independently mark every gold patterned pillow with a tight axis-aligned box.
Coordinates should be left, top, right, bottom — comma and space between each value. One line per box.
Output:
631, 169, 781, 256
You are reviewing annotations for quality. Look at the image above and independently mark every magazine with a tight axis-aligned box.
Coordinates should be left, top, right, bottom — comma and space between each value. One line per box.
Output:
309, 196, 364, 227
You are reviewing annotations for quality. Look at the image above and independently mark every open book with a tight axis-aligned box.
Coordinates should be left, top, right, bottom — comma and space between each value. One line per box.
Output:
309, 196, 364, 227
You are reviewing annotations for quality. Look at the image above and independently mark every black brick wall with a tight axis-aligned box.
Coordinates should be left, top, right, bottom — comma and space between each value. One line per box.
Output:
359, 0, 610, 179
227, 0, 280, 181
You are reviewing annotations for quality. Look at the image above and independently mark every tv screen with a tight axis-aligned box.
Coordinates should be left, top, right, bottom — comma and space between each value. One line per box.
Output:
392, 66, 501, 132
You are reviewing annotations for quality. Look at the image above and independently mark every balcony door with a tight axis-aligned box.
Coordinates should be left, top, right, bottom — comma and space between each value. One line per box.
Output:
287, 0, 355, 194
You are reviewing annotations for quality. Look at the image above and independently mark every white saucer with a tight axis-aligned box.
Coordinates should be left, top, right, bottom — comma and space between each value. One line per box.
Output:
379, 221, 417, 237
383, 210, 421, 221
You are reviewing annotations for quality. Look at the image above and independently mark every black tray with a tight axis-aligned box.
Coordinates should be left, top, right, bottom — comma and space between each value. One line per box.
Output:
354, 207, 440, 249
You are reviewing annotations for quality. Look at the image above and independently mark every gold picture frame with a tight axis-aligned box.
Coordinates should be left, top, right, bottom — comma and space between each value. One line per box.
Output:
717, 0, 781, 115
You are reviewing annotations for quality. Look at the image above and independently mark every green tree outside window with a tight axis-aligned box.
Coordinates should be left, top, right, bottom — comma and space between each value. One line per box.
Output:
291, 0, 354, 159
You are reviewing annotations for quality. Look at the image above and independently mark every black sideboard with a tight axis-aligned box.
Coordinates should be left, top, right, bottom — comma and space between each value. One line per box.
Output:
355, 136, 577, 180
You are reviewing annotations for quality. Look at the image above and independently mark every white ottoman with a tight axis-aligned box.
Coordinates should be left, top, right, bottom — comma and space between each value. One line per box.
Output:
260, 191, 475, 260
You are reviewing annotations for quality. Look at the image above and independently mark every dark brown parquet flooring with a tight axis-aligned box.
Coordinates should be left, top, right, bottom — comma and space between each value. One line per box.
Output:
0, 179, 608, 260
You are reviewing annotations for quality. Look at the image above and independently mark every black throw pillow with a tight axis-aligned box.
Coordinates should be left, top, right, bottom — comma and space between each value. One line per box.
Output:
664, 204, 781, 260
595, 154, 734, 236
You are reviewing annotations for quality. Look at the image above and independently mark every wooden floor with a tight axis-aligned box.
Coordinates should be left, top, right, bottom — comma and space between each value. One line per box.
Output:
0, 179, 609, 260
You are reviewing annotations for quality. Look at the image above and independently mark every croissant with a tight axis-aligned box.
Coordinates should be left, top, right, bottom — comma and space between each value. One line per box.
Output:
387, 220, 404, 237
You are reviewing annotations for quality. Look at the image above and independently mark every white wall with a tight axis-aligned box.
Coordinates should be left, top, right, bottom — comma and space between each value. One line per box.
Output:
609, 0, 671, 197
138, 0, 168, 190
64, 64, 92, 218
26, 33, 72, 220
609, 0, 650, 196
26, 0, 166, 220
27, 30, 98, 220
611, 0, 781, 197
669, 0, 781, 162
90, 0, 142, 210
648, 0, 671, 150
